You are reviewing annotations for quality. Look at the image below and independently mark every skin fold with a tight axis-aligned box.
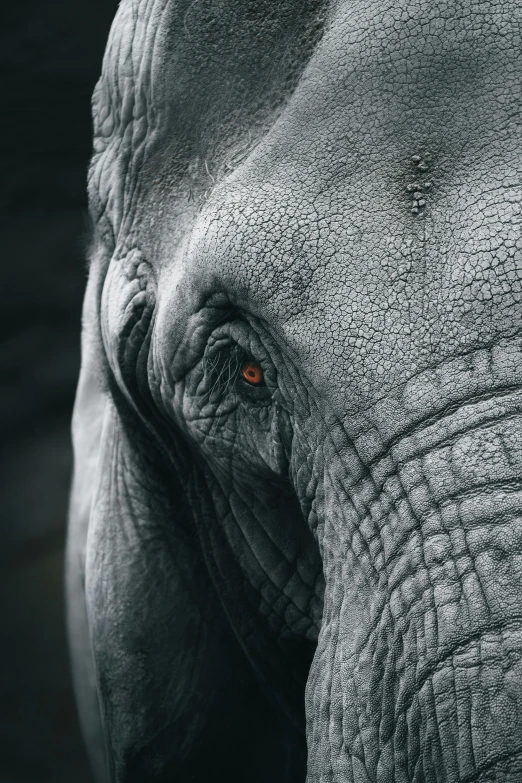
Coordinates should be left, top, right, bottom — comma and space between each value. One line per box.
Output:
66, 0, 522, 780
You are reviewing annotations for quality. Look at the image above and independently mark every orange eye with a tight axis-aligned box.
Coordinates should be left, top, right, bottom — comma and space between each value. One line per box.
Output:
241, 361, 264, 386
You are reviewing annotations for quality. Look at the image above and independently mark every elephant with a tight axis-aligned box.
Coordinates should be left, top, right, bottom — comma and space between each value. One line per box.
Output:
66, 0, 522, 780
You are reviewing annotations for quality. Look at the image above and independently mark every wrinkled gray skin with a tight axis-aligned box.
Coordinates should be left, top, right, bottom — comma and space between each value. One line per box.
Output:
66, 0, 522, 781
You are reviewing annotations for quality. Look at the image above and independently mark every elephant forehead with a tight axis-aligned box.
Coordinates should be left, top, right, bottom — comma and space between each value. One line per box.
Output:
175, 0, 522, 408
95, 0, 521, 241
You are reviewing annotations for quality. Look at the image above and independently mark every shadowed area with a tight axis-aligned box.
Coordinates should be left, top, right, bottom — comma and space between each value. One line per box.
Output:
0, 2, 118, 780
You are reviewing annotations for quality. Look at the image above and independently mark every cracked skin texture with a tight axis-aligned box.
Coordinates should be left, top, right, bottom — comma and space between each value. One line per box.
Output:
67, 0, 522, 781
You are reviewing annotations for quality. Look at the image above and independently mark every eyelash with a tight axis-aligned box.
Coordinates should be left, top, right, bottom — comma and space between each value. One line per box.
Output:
205, 347, 242, 398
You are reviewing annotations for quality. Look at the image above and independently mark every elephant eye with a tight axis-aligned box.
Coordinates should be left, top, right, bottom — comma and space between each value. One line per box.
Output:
240, 360, 264, 386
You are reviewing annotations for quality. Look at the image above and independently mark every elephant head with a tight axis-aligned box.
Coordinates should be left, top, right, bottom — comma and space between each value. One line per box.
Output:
67, 0, 522, 781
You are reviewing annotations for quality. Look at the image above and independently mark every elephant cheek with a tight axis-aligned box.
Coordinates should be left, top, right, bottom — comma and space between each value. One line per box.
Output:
305, 389, 522, 783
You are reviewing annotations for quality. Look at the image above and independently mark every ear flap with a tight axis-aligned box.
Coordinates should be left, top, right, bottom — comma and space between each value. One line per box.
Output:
67, 312, 306, 783
66, 272, 110, 783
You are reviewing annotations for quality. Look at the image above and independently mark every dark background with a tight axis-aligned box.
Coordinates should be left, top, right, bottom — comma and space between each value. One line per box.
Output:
1, 3, 118, 780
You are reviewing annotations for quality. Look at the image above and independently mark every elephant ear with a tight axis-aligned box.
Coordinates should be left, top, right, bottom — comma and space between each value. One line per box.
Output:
66, 268, 110, 783
67, 273, 305, 783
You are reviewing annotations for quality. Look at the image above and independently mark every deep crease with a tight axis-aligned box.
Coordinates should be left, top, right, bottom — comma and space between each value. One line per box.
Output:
395, 615, 522, 720
461, 747, 522, 783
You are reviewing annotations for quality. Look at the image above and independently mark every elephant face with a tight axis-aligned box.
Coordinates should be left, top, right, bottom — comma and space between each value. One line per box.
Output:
67, 0, 522, 781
